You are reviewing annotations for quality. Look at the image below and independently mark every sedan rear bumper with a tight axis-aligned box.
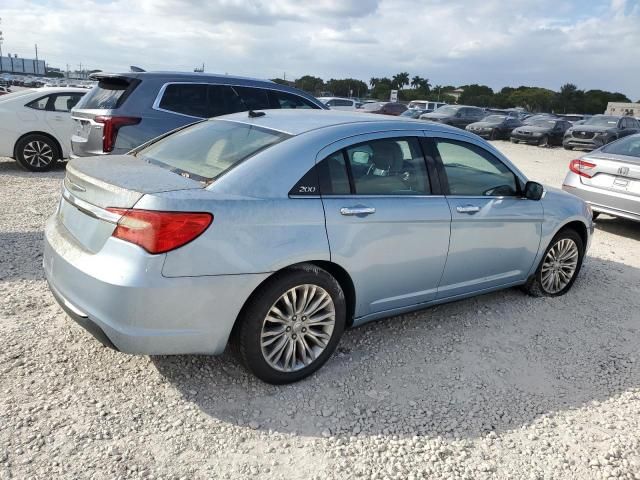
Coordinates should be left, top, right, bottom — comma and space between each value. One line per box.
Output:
562, 173, 640, 222
44, 214, 270, 355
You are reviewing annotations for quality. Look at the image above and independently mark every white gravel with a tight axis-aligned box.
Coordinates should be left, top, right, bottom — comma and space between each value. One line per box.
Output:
1, 142, 639, 480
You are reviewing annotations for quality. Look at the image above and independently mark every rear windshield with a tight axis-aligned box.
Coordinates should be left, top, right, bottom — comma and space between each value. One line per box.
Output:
79, 78, 134, 109
138, 120, 290, 181
601, 135, 640, 158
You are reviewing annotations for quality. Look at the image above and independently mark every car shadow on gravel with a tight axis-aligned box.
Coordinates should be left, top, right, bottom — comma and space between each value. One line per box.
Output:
151, 256, 640, 441
0, 158, 67, 178
595, 215, 640, 241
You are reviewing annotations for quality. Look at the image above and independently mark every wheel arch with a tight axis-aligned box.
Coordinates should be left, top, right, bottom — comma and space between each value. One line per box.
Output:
13, 131, 63, 160
231, 260, 357, 341
556, 219, 588, 248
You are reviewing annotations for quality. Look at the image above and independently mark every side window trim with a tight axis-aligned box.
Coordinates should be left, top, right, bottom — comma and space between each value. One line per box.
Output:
428, 134, 525, 197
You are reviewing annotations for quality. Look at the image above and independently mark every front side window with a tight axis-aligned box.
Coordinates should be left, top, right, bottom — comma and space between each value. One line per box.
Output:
435, 139, 519, 196
138, 120, 289, 181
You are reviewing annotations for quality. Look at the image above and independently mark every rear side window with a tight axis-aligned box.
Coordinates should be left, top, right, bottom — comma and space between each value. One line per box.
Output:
233, 86, 271, 110
52, 93, 83, 112
268, 90, 317, 109
81, 78, 134, 109
25, 95, 50, 110
291, 137, 430, 197
601, 135, 640, 158
138, 120, 289, 181
158, 83, 245, 118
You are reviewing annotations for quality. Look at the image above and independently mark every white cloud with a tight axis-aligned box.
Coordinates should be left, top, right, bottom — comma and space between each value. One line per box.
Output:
1, 0, 638, 100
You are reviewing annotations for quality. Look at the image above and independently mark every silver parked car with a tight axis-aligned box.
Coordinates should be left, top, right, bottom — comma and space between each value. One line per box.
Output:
44, 110, 594, 383
563, 133, 640, 222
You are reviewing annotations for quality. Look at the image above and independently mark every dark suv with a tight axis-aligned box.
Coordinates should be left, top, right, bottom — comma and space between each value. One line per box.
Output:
420, 105, 486, 129
563, 115, 640, 150
70, 72, 327, 157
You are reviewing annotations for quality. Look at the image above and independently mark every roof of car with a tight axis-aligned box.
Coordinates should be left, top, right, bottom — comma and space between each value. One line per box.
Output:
215, 109, 468, 136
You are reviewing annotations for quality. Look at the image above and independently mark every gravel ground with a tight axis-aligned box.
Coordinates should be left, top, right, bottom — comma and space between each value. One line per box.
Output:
1, 142, 639, 480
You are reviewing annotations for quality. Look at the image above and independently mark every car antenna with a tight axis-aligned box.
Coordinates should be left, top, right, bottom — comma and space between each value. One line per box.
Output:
248, 110, 265, 118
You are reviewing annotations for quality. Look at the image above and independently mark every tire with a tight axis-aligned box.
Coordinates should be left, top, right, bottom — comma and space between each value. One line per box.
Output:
538, 135, 550, 147
237, 264, 346, 384
510, 138, 518, 144
15, 134, 60, 172
523, 229, 584, 297
563, 144, 573, 150
490, 129, 499, 141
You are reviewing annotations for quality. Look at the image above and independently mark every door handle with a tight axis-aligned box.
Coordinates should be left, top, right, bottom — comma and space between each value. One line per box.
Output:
456, 205, 481, 214
340, 206, 376, 216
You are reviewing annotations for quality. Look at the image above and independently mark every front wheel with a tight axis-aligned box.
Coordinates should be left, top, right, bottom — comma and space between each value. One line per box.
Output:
523, 229, 584, 297
563, 144, 573, 150
490, 129, 500, 140
510, 138, 518, 144
237, 264, 346, 384
15, 134, 60, 172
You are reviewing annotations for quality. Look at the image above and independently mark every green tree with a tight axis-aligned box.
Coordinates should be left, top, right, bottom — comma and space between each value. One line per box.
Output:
392, 72, 410, 90
458, 84, 495, 107
325, 78, 368, 98
294, 75, 324, 94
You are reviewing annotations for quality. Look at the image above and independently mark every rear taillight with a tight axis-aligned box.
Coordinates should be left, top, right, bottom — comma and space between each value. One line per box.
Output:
95, 116, 141, 153
569, 159, 597, 178
105, 209, 213, 254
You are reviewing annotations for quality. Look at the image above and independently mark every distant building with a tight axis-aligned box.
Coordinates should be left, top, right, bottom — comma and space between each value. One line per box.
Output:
0, 55, 46, 75
450, 88, 464, 102
606, 102, 640, 117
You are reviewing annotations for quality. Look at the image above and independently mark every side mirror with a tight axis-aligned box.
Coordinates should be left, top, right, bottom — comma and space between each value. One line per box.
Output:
524, 181, 544, 200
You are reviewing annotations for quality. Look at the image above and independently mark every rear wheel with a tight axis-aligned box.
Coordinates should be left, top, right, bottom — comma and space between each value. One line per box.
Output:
490, 129, 500, 140
15, 134, 60, 172
523, 229, 584, 297
237, 264, 346, 384
538, 135, 550, 147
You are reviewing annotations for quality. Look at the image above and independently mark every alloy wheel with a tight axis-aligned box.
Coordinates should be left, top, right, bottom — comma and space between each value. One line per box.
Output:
541, 238, 579, 294
23, 140, 54, 168
260, 284, 336, 372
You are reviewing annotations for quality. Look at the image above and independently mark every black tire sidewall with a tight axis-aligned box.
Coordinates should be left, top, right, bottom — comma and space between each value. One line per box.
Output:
238, 265, 346, 384
535, 229, 585, 297
16, 134, 59, 172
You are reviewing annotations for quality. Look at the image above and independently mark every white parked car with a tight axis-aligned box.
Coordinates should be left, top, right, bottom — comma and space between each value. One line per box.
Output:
0, 87, 85, 171
317, 97, 362, 111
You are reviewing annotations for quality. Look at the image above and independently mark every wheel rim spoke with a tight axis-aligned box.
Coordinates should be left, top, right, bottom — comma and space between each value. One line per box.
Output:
260, 284, 336, 373
540, 238, 579, 294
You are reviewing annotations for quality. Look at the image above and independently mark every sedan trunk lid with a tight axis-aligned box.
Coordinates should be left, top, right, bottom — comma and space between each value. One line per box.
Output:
60, 155, 203, 252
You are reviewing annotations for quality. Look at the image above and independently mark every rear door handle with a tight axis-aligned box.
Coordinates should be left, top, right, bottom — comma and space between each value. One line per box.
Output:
340, 206, 376, 216
456, 205, 481, 214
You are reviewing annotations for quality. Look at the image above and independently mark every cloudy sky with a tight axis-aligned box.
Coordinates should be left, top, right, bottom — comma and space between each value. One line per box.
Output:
2, 0, 639, 99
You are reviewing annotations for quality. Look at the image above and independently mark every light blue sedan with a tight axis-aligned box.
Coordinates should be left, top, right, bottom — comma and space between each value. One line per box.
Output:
44, 110, 594, 383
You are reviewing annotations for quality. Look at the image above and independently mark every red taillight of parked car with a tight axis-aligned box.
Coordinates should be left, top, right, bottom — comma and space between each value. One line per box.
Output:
106, 209, 213, 254
569, 159, 597, 178
95, 116, 141, 153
